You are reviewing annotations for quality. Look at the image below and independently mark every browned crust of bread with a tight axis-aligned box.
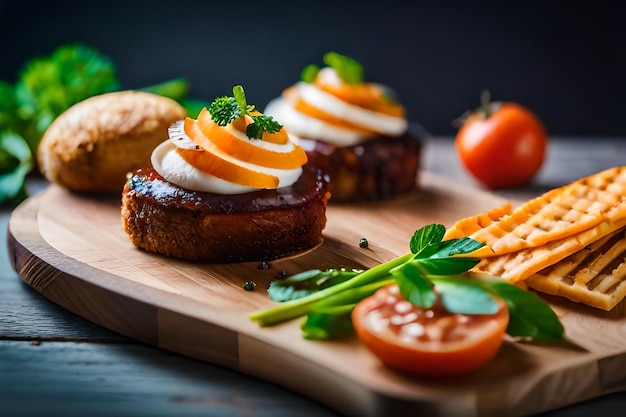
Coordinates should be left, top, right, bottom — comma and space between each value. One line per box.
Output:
121, 166, 330, 263
37, 90, 186, 193
304, 133, 421, 202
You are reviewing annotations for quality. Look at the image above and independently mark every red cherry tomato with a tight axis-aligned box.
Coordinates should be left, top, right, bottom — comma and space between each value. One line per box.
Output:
352, 284, 509, 377
455, 94, 547, 189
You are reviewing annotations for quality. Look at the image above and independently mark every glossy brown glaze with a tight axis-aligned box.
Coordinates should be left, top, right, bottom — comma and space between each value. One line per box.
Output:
125, 165, 329, 213
303, 133, 421, 202
121, 165, 330, 263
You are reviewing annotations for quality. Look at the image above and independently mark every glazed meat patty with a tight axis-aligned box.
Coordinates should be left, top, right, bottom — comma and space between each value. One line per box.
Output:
121, 165, 330, 263
303, 133, 421, 202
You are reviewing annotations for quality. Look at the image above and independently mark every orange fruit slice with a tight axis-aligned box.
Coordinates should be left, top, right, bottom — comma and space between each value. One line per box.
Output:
196, 108, 307, 169
291, 98, 378, 134
180, 117, 279, 189
230, 110, 289, 145
316, 83, 405, 118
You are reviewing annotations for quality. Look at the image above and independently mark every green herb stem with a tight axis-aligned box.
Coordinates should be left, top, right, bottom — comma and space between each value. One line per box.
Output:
140, 77, 189, 101
249, 224, 566, 343
311, 278, 395, 312
249, 253, 412, 326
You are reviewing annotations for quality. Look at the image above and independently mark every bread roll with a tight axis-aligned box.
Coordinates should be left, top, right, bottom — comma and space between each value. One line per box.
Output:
37, 90, 186, 192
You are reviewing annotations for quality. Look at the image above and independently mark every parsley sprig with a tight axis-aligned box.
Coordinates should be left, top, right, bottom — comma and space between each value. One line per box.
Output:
249, 224, 565, 342
0, 43, 210, 206
208, 85, 282, 139
301, 51, 364, 85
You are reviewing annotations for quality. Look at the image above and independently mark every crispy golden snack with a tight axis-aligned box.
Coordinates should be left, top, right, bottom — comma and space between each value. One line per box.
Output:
444, 202, 513, 240
446, 166, 626, 310
473, 218, 626, 283
448, 166, 626, 257
525, 228, 626, 311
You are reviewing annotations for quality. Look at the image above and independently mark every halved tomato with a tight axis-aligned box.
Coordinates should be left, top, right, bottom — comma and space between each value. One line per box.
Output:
352, 284, 509, 377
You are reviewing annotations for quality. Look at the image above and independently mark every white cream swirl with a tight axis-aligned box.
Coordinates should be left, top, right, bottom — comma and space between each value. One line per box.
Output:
151, 120, 304, 194
264, 67, 408, 147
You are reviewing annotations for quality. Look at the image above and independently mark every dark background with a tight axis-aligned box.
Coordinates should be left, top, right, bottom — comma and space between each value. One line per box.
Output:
1, 0, 625, 137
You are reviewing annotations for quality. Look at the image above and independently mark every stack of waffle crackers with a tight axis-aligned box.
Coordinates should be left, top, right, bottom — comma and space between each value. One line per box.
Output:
444, 166, 626, 311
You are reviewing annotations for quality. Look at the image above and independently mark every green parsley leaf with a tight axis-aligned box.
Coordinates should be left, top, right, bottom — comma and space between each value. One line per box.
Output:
233, 85, 254, 113
392, 261, 436, 308
417, 236, 485, 260
208, 96, 241, 126
14, 43, 119, 148
434, 277, 500, 315
245, 121, 264, 140
301, 306, 355, 340
323, 52, 364, 85
247, 114, 282, 139
0, 132, 32, 205
207, 85, 282, 139
405, 231, 484, 276
413, 254, 482, 276
268, 269, 360, 302
250, 223, 567, 344
0, 42, 211, 206
0, 146, 19, 174
409, 223, 446, 254
301, 64, 320, 83
485, 279, 565, 340
301, 280, 389, 340
0, 81, 18, 132
301, 52, 364, 85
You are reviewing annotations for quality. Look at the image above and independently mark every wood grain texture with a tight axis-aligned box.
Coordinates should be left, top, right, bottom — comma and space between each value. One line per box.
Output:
0, 340, 338, 417
7, 170, 626, 417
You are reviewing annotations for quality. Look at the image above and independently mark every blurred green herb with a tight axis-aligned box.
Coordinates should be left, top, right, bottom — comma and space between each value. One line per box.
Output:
0, 132, 32, 206
0, 43, 208, 206
301, 52, 364, 85
300, 64, 320, 83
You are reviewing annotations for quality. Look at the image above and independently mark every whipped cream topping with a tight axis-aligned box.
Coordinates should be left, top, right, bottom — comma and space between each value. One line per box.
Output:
264, 67, 408, 147
151, 120, 304, 194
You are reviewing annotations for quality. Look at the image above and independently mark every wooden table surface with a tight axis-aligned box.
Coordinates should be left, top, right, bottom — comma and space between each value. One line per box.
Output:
2, 136, 626, 417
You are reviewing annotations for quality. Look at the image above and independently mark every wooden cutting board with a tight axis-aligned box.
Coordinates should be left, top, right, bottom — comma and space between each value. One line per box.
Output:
7, 171, 626, 417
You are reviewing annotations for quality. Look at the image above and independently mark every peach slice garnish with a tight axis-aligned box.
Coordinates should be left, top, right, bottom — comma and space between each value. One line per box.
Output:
196, 108, 307, 169
180, 117, 279, 189
315, 83, 405, 118
291, 98, 378, 134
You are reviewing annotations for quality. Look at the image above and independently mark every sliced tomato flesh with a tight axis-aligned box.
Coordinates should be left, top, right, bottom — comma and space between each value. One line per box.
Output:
352, 284, 509, 377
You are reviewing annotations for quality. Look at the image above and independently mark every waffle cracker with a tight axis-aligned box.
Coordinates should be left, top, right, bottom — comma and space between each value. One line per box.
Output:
445, 166, 626, 257
472, 217, 626, 283
444, 203, 513, 239
444, 203, 513, 258
525, 228, 626, 311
